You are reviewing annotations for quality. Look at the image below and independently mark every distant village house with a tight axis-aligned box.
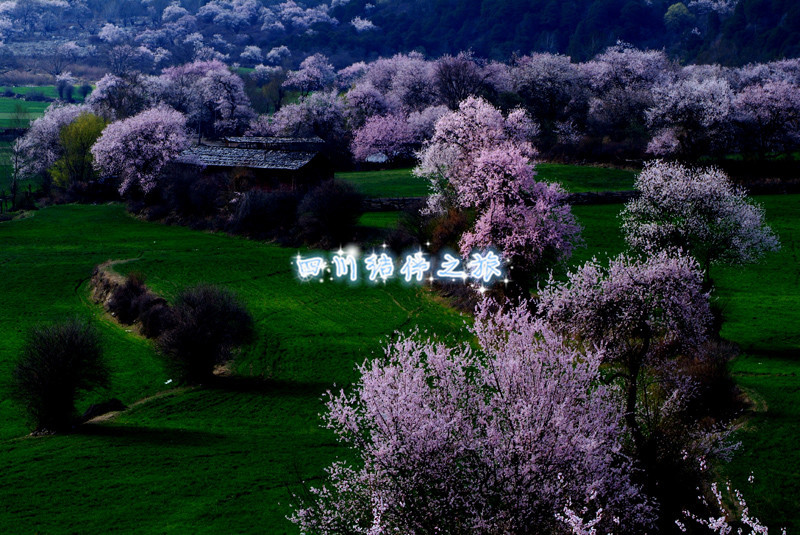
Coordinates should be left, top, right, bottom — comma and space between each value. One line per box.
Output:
176, 136, 333, 191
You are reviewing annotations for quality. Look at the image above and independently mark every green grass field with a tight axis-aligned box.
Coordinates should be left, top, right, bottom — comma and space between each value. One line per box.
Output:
337, 164, 638, 198
336, 168, 430, 197
0, 189, 796, 531
1, 85, 88, 102
357, 210, 403, 229
0, 204, 466, 532
0, 97, 50, 129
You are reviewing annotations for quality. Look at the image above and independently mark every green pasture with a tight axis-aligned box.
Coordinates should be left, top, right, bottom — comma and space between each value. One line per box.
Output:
337, 163, 638, 198
1, 85, 88, 102
0, 97, 49, 130
0, 204, 465, 532
0, 185, 796, 531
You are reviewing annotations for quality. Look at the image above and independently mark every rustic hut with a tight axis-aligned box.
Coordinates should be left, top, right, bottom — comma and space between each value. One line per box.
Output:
177, 136, 332, 191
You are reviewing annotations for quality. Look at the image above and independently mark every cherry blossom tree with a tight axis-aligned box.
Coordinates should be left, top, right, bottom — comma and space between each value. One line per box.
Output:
733, 80, 800, 155
512, 53, 584, 124
197, 64, 255, 136
645, 77, 734, 158
415, 97, 575, 290
108, 45, 155, 77
86, 74, 153, 120
343, 81, 393, 128
539, 250, 712, 450
351, 114, 415, 162
258, 90, 346, 140
292, 303, 653, 534
580, 44, 673, 144
335, 61, 368, 90
47, 41, 81, 76
621, 160, 780, 282
158, 60, 254, 139
273, 0, 337, 30
678, 479, 784, 534
386, 52, 439, 112
239, 45, 263, 64
264, 45, 291, 65
435, 51, 490, 110
406, 104, 449, 141
98, 22, 128, 44
350, 16, 376, 32
254, 90, 348, 162
283, 53, 335, 96
416, 96, 538, 212
16, 103, 88, 176
91, 106, 190, 195
162, 2, 189, 22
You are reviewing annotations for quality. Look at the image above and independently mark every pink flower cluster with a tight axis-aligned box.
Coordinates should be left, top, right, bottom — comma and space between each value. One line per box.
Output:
91, 106, 189, 195
292, 302, 653, 533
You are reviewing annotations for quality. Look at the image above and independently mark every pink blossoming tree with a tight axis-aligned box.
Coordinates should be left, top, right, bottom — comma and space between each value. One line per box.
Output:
16, 103, 88, 176
415, 97, 578, 291
292, 303, 653, 534
538, 250, 723, 529
733, 80, 800, 156
283, 53, 335, 96
539, 250, 712, 449
350, 113, 415, 162
91, 106, 190, 195
621, 160, 780, 283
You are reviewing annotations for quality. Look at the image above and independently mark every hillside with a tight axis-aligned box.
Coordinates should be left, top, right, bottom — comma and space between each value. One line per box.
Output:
0, 0, 797, 71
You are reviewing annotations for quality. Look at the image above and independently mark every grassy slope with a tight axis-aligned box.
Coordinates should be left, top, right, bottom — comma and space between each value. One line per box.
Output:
337, 164, 638, 198
0, 204, 465, 533
0, 191, 797, 531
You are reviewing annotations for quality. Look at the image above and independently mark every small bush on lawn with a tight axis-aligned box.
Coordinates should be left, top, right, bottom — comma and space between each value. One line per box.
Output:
158, 285, 254, 384
296, 180, 364, 247
11, 320, 109, 433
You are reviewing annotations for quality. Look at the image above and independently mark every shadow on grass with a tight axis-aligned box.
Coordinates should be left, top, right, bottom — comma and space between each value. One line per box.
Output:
77, 423, 226, 445
206, 375, 337, 397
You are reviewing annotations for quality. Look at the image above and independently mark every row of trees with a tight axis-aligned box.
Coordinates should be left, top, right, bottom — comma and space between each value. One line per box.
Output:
331, 46, 800, 162
292, 99, 781, 533
2, 0, 797, 77
11, 44, 800, 209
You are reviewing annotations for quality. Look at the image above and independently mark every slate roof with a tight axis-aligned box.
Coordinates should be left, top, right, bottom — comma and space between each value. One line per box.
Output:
224, 136, 323, 146
177, 145, 317, 171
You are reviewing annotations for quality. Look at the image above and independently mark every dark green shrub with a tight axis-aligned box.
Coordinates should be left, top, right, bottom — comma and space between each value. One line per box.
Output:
107, 272, 147, 325
11, 320, 109, 432
163, 168, 229, 219
229, 189, 300, 241
157, 285, 254, 384
138, 300, 174, 339
296, 180, 364, 247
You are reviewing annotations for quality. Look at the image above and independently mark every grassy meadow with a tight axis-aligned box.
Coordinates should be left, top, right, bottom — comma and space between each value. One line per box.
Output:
0, 203, 466, 532
337, 163, 638, 198
0, 165, 797, 531
0, 97, 50, 130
